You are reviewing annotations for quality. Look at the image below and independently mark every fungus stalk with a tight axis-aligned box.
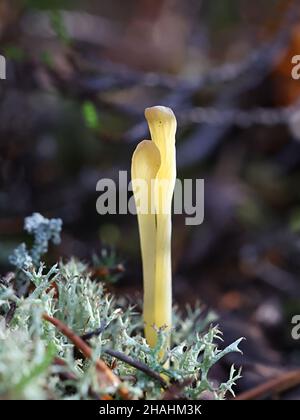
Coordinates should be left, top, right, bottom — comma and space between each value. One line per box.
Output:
132, 106, 177, 349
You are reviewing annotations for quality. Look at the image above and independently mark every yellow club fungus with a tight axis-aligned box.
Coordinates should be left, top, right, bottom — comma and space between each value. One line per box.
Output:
131, 106, 177, 350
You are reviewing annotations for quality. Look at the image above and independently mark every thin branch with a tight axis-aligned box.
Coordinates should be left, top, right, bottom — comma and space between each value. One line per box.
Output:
179, 101, 300, 128
80, 327, 167, 388
235, 370, 300, 400
42, 313, 130, 399
105, 349, 167, 389
81, 321, 108, 341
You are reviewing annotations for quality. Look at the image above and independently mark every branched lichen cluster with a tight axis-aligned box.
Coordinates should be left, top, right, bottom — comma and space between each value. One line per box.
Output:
9, 212, 62, 268
0, 214, 243, 400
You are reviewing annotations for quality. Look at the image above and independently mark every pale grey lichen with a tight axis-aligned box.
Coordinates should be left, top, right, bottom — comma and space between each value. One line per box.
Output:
24, 213, 62, 265
0, 259, 243, 400
9, 213, 62, 271
8, 243, 33, 270
0, 215, 243, 400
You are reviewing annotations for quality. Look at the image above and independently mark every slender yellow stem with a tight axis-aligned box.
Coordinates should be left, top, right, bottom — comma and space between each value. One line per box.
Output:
131, 140, 160, 347
132, 107, 177, 353
154, 213, 172, 336
145, 106, 177, 348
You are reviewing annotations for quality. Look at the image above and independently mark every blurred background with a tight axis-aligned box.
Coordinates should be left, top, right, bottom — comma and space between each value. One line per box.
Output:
1, 0, 300, 399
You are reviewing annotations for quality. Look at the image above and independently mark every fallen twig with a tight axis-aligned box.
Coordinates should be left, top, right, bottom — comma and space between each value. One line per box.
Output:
81, 328, 167, 388
105, 349, 167, 389
235, 370, 300, 400
81, 322, 108, 341
42, 313, 131, 399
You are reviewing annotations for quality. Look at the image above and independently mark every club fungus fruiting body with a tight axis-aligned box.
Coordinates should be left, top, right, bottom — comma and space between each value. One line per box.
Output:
131, 140, 161, 347
131, 106, 177, 349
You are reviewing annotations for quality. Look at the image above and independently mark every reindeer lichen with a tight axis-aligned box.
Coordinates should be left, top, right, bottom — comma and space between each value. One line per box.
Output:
0, 214, 243, 400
